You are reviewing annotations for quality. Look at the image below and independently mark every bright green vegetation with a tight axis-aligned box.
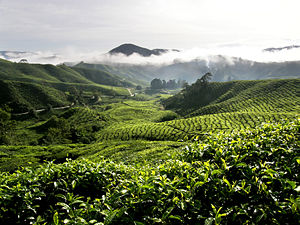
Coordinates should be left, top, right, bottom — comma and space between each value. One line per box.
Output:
0, 59, 131, 113
72, 67, 133, 87
0, 59, 133, 87
0, 79, 299, 168
0, 119, 299, 224
0, 140, 184, 172
0, 75, 299, 224
74, 62, 153, 86
95, 79, 299, 141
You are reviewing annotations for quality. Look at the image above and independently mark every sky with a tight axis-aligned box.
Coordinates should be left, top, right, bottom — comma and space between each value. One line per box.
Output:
0, 0, 300, 63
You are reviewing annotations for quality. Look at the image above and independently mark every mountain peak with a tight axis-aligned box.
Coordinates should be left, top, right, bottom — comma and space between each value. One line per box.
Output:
108, 43, 179, 57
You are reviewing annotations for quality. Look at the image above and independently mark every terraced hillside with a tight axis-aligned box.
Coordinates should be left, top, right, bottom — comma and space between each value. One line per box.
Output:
95, 79, 299, 141
1, 78, 299, 170
163, 79, 299, 116
1, 119, 299, 224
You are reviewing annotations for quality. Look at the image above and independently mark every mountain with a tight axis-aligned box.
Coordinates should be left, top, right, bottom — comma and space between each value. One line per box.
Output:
263, 45, 300, 52
158, 57, 300, 82
108, 43, 179, 57
75, 56, 300, 85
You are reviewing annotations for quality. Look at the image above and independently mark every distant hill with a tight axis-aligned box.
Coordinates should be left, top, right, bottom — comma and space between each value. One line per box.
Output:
75, 57, 300, 84
263, 45, 300, 52
73, 61, 155, 85
108, 43, 179, 57
0, 59, 131, 112
0, 58, 133, 87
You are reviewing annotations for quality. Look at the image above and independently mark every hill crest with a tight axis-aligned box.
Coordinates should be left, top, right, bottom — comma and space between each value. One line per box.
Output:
108, 43, 179, 57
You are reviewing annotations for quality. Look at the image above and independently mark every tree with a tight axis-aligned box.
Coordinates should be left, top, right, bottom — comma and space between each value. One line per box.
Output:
162, 80, 167, 89
196, 72, 213, 85
166, 79, 177, 89
150, 78, 163, 89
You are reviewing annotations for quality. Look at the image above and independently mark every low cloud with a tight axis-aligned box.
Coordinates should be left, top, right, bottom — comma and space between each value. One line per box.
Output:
1, 44, 300, 66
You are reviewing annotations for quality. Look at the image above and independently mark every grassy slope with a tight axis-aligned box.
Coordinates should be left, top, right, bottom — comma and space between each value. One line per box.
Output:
0, 59, 130, 112
0, 80, 69, 112
72, 67, 134, 87
74, 62, 153, 86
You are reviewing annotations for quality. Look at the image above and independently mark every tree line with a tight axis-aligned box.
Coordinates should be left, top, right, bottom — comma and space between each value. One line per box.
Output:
150, 78, 188, 90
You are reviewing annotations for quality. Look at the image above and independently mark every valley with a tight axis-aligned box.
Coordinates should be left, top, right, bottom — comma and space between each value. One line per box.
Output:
0, 56, 299, 224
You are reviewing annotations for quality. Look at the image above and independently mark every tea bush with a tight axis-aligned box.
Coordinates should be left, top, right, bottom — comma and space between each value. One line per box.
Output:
0, 119, 299, 224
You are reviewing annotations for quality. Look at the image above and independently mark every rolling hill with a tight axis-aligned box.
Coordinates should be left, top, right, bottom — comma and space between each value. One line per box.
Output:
163, 78, 300, 116
81, 79, 299, 142
0, 59, 131, 112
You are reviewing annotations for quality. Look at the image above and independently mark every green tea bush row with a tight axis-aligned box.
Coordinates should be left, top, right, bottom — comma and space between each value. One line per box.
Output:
97, 111, 297, 142
0, 119, 299, 224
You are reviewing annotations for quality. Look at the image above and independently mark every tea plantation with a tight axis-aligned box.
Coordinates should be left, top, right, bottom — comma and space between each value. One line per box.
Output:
0, 77, 299, 224
0, 119, 299, 224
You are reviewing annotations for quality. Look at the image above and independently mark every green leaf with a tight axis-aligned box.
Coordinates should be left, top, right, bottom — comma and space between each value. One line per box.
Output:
169, 215, 182, 222
71, 180, 76, 189
162, 206, 174, 220
53, 212, 59, 225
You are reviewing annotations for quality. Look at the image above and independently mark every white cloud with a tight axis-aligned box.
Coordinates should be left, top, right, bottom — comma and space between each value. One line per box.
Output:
2, 42, 300, 65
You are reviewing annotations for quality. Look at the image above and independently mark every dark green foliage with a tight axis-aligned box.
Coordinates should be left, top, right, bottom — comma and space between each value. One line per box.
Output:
40, 116, 72, 145
0, 120, 298, 224
151, 78, 163, 89
36, 108, 104, 145
0, 80, 69, 113
150, 78, 187, 90
0, 108, 15, 144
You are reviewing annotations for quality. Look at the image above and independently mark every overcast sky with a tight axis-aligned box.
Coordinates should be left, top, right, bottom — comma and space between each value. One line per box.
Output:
1, 0, 300, 52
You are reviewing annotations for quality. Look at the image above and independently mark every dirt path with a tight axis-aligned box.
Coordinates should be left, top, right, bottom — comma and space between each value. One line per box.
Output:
127, 88, 135, 97
12, 103, 74, 116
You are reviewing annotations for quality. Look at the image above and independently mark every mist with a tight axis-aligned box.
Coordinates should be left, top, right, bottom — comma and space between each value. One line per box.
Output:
1, 44, 300, 66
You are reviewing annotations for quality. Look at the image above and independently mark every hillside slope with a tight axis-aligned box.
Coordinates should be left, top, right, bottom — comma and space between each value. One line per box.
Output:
163, 79, 300, 116
95, 79, 299, 142
73, 62, 154, 85
0, 59, 130, 112
72, 67, 133, 87
0, 58, 134, 87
